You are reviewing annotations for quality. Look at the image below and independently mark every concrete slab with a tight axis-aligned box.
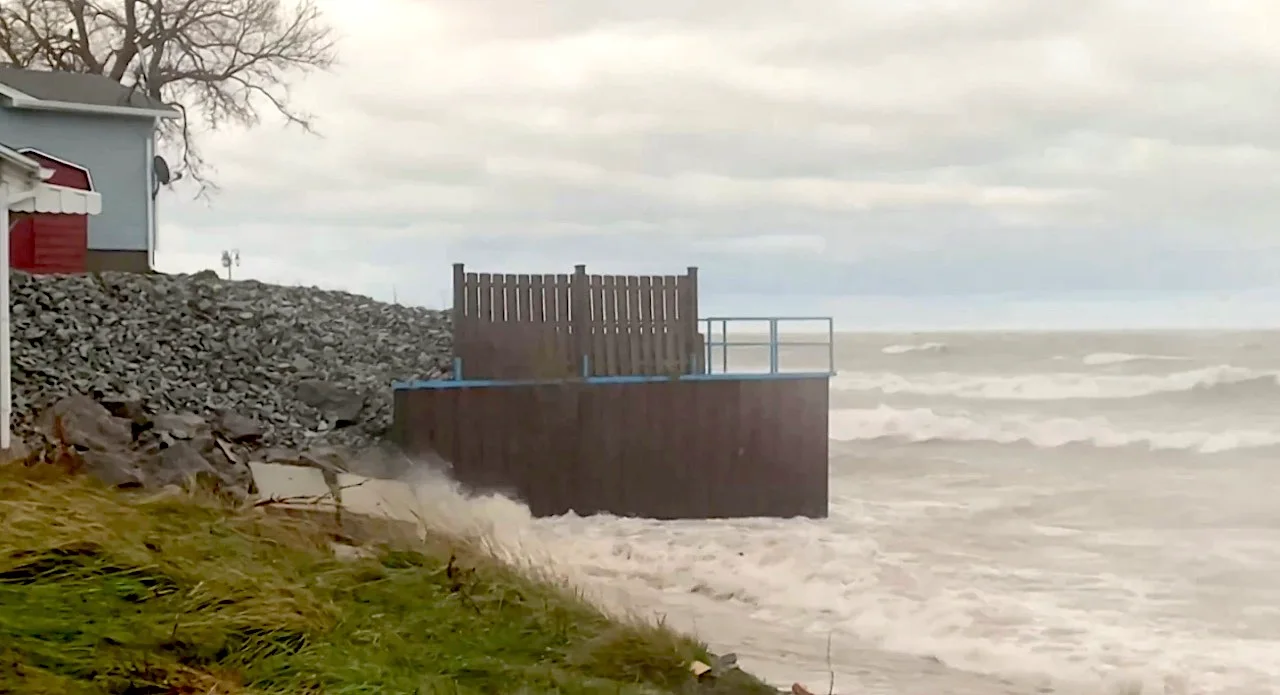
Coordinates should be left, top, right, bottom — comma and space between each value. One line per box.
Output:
337, 473, 427, 540
337, 473, 421, 521
249, 462, 336, 510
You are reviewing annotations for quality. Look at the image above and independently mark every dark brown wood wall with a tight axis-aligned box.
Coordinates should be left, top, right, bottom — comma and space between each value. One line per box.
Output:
392, 377, 830, 519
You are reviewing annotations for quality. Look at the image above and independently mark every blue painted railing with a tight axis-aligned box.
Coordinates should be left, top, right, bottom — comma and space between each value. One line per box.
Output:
393, 315, 836, 390
392, 370, 835, 389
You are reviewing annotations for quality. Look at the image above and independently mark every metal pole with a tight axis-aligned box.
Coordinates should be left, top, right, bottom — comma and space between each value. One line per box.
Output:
768, 318, 779, 374
721, 319, 728, 374
827, 318, 835, 374
703, 318, 711, 373
1, 184, 11, 452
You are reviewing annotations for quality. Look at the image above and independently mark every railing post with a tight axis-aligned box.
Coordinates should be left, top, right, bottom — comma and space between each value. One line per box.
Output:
768, 318, 779, 374
572, 264, 588, 376
721, 319, 728, 374
827, 317, 835, 374
453, 356, 463, 381
703, 317, 712, 374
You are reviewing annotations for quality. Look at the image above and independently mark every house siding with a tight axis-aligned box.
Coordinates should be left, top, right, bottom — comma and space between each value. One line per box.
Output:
0, 106, 152, 252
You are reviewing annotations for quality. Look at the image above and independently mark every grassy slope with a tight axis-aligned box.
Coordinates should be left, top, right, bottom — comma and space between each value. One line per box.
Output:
0, 467, 776, 695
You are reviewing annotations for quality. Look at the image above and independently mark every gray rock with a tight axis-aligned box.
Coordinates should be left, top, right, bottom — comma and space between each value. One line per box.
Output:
31, 395, 254, 493
9, 270, 452, 450
80, 449, 144, 487
295, 379, 365, 427
99, 394, 147, 424
215, 410, 264, 443
36, 395, 132, 451
151, 412, 209, 440
145, 441, 218, 487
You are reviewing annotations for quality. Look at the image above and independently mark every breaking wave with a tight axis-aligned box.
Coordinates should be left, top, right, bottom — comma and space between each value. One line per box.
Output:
1081, 352, 1190, 366
881, 341, 948, 355
829, 405, 1280, 453
833, 365, 1273, 401
383, 446, 1275, 695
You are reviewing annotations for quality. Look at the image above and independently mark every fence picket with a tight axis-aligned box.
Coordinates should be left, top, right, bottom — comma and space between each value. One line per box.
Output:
603, 276, 620, 375
661, 275, 679, 374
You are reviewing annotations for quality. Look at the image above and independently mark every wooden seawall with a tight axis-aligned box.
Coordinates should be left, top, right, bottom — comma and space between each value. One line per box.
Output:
392, 375, 830, 519
392, 262, 835, 520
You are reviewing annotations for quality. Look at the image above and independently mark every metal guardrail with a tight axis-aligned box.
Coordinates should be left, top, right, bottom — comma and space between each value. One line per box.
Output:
398, 315, 837, 388
701, 316, 836, 376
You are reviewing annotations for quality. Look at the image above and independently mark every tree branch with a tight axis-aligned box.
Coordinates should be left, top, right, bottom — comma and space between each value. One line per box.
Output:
0, 0, 336, 190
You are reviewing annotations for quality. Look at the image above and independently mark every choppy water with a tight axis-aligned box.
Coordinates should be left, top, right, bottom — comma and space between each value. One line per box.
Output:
423, 331, 1280, 694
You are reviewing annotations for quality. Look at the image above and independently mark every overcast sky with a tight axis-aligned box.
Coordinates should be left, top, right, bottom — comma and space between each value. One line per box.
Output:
155, 0, 1280, 330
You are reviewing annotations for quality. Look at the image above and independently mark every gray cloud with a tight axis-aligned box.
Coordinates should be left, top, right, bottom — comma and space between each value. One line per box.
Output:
155, 0, 1280, 326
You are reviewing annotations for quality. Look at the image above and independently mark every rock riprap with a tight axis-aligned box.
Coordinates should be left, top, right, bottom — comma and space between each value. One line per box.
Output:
11, 270, 452, 450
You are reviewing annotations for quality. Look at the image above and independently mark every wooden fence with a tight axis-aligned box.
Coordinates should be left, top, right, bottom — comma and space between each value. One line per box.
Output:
392, 376, 830, 519
451, 263, 704, 379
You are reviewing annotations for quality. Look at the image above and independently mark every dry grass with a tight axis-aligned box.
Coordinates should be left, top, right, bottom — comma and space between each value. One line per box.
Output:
0, 463, 777, 694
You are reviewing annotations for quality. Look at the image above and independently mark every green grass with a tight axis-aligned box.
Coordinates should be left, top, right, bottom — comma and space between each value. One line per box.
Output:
0, 465, 777, 694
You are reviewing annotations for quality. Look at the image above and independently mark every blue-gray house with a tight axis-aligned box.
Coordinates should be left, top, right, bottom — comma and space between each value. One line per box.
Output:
0, 66, 179, 272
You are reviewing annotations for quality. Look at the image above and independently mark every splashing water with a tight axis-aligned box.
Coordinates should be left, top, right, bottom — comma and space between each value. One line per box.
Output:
371, 330, 1280, 694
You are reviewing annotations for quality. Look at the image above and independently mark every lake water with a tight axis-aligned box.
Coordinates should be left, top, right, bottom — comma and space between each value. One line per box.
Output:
424, 330, 1280, 694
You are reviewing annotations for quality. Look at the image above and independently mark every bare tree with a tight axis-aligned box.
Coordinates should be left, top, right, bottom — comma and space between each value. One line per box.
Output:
0, 0, 337, 190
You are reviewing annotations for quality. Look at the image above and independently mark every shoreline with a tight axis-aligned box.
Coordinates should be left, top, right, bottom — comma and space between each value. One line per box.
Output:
0, 463, 778, 694
586, 579, 1100, 695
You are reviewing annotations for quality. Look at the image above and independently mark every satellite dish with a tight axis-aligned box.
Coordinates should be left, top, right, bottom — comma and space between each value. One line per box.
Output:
153, 155, 171, 185
152, 155, 173, 198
